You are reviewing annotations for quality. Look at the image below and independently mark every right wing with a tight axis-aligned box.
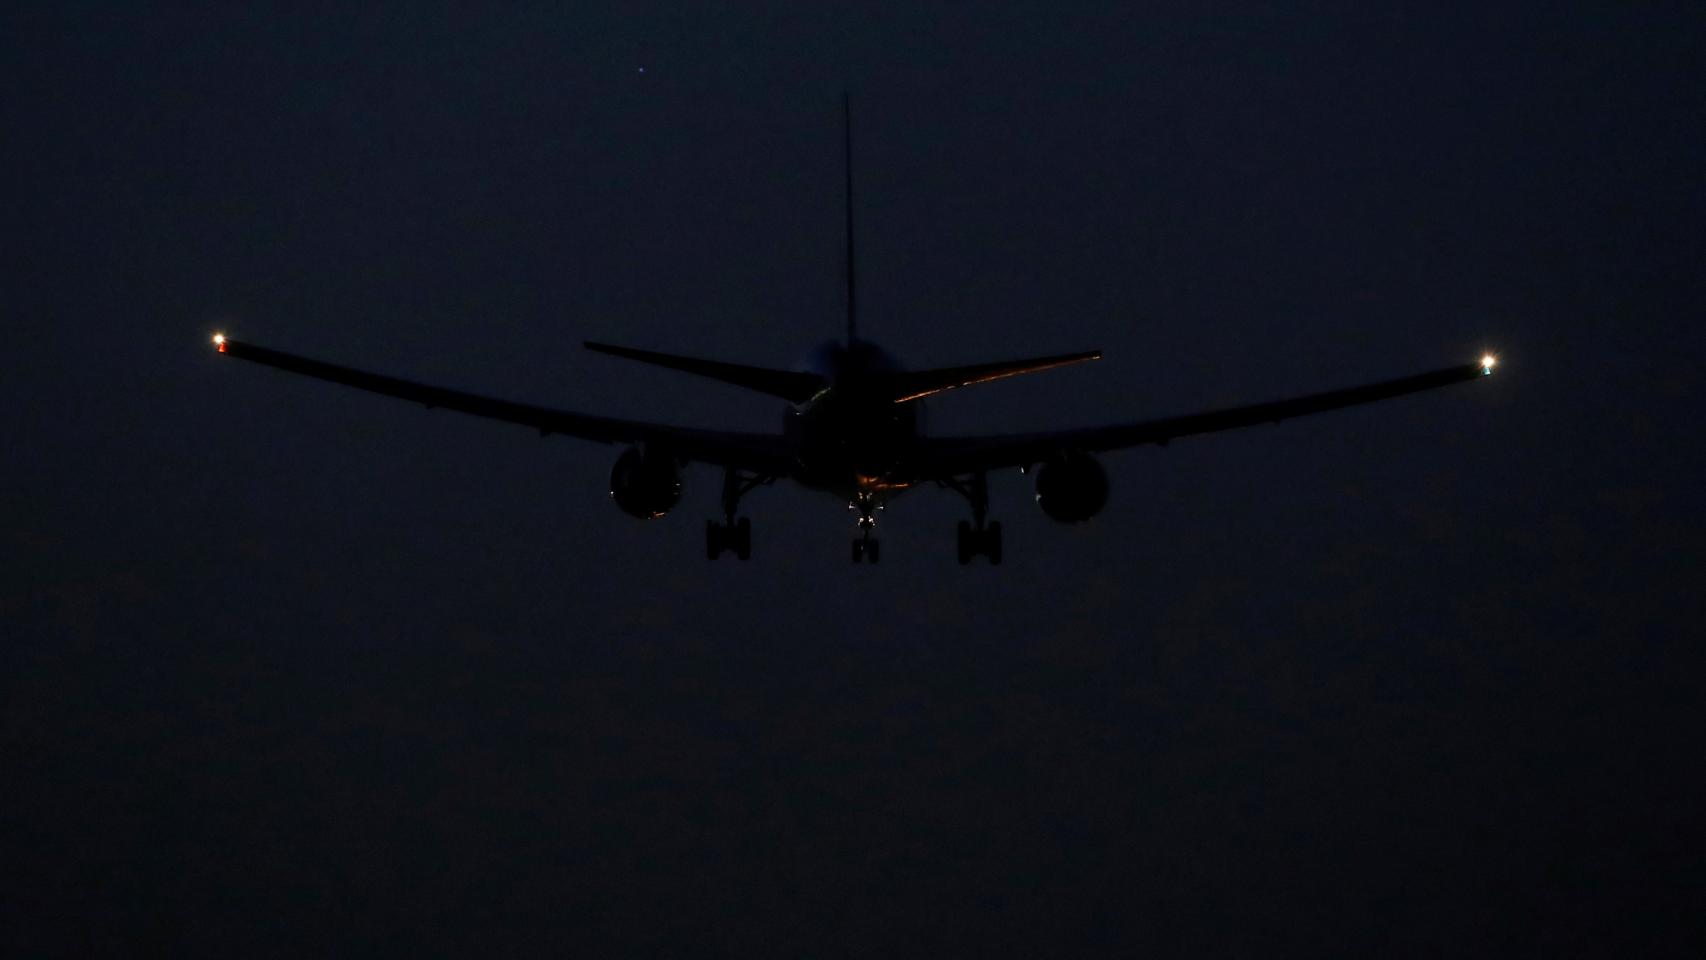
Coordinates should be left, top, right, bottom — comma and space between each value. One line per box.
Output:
212, 337, 795, 474
918, 359, 1496, 478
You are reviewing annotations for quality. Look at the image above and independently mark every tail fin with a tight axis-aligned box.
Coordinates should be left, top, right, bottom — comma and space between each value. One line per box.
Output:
585, 342, 824, 404
885, 350, 1102, 403
842, 91, 858, 347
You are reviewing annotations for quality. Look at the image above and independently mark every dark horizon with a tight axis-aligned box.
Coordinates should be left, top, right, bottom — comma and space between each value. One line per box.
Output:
4, 3, 1704, 954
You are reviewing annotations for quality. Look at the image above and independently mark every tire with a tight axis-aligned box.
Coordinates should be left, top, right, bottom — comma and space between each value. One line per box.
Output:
735, 517, 752, 561
986, 521, 1003, 566
706, 520, 722, 560
852, 540, 864, 563
867, 540, 880, 564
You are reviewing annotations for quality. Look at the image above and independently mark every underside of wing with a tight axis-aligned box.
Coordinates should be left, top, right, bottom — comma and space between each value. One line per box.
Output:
918, 358, 1496, 478
212, 337, 794, 474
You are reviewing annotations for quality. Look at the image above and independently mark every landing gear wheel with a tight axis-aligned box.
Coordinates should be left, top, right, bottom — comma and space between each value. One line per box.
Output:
955, 518, 1002, 564
734, 517, 752, 561
867, 539, 880, 564
946, 473, 1002, 565
708, 516, 752, 560
707, 468, 773, 560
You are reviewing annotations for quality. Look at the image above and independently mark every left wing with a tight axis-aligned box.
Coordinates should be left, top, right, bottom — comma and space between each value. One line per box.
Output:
917, 358, 1495, 478
212, 337, 795, 473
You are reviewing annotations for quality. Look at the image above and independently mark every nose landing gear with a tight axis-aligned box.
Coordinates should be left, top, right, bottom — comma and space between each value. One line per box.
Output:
850, 491, 881, 563
851, 531, 880, 563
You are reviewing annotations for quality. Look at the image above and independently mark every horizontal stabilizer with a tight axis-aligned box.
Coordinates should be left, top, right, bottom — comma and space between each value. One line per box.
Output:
584, 342, 825, 405
887, 350, 1102, 403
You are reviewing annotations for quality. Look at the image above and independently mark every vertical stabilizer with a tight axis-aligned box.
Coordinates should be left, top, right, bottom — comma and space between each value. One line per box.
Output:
843, 91, 858, 346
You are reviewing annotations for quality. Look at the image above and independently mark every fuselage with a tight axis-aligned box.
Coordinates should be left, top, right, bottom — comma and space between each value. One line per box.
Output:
783, 339, 923, 498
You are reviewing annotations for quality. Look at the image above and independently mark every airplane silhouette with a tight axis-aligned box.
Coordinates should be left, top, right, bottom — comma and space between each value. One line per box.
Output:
210, 95, 1497, 564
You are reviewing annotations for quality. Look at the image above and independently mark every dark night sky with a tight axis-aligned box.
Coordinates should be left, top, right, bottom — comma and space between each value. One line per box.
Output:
4, 3, 1704, 954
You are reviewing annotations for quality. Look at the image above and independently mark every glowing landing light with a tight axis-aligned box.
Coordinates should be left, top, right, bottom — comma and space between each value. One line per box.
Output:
213, 333, 227, 353
1481, 353, 1497, 374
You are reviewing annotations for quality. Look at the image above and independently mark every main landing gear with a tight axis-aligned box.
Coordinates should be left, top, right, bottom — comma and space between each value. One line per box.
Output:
707, 517, 750, 561
850, 491, 881, 564
707, 468, 771, 561
943, 472, 1003, 565
956, 519, 1002, 565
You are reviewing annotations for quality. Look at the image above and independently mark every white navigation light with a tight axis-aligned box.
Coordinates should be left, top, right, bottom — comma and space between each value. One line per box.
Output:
213, 333, 227, 353
1481, 353, 1496, 374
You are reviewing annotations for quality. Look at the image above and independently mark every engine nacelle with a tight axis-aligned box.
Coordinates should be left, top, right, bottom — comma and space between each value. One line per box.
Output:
609, 446, 682, 519
1033, 451, 1109, 523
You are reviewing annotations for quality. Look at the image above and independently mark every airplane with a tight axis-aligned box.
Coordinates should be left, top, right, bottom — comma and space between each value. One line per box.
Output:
209, 96, 1498, 565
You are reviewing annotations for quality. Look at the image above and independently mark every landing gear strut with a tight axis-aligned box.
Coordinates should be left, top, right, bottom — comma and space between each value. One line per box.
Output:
707, 468, 770, 561
850, 490, 881, 564
943, 472, 1003, 565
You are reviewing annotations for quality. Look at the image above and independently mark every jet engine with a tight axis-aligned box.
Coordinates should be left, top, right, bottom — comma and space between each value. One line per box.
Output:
1033, 451, 1109, 523
609, 446, 682, 519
